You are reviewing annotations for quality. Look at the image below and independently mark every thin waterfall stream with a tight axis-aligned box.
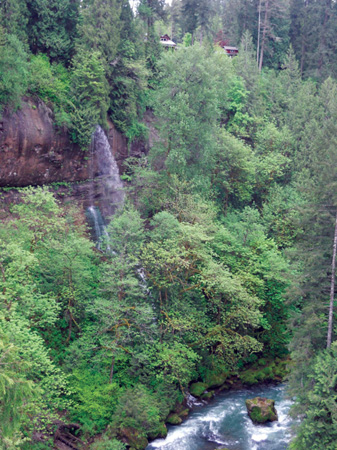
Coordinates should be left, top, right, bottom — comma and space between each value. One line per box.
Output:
147, 384, 295, 450
86, 125, 125, 246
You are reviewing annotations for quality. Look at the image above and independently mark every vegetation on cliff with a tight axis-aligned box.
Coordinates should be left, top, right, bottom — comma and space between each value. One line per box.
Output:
1, 0, 337, 449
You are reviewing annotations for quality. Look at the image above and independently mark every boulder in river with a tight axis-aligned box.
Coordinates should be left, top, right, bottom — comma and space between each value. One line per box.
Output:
119, 427, 148, 449
189, 382, 208, 397
166, 413, 183, 425
245, 397, 278, 423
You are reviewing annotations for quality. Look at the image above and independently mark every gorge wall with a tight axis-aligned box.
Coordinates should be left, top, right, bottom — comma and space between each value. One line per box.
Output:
0, 98, 147, 217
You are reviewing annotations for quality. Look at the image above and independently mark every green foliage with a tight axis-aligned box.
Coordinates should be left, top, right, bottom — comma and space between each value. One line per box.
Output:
91, 436, 126, 450
239, 359, 288, 385
3, 2, 337, 446
183, 32, 192, 47
111, 385, 162, 436
79, 0, 121, 74
0, 0, 29, 43
109, 40, 149, 139
28, 54, 71, 126
166, 413, 182, 425
0, 30, 28, 108
189, 382, 207, 397
69, 49, 109, 148
0, 329, 34, 443
143, 342, 200, 393
212, 130, 255, 210
69, 369, 120, 434
290, 344, 337, 450
25, 0, 79, 63
0, 188, 101, 444
151, 44, 232, 188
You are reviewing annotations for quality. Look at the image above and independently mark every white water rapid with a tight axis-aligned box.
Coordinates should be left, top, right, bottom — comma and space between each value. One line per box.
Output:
147, 384, 295, 450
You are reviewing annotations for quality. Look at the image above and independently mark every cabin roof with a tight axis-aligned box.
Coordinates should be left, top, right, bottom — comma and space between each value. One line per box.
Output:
160, 34, 177, 47
160, 39, 176, 47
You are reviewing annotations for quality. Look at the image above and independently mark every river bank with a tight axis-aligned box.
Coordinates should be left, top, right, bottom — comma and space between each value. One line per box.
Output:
121, 358, 290, 449
146, 384, 294, 450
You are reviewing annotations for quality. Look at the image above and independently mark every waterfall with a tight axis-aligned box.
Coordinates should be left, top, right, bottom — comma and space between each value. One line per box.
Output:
91, 125, 124, 211
86, 206, 110, 250
87, 125, 124, 248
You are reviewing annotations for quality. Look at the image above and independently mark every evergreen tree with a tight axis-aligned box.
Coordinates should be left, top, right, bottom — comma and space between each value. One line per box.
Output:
180, 0, 216, 42
0, 29, 28, 108
0, 0, 29, 43
290, 0, 337, 79
151, 44, 232, 189
25, 0, 80, 63
288, 79, 337, 410
69, 49, 109, 148
79, 0, 122, 74
290, 344, 337, 450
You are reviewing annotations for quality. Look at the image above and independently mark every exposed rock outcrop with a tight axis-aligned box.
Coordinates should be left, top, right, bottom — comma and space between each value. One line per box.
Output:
245, 397, 278, 424
0, 98, 133, 188
0, 98, 149, 220
0, 99, 87, 187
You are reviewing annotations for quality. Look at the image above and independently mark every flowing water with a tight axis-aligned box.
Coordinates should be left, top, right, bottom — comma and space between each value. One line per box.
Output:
90, 125, 124, 212
147, 384, 294, 450
86, 125, 125, 245
86, 206, 110, 249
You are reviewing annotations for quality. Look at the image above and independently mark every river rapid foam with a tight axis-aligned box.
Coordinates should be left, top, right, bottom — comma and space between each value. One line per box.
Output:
147, 384, 294, 450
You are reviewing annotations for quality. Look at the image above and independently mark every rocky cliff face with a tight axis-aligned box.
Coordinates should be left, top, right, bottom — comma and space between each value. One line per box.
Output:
0, 98, 133, 188
0, 98, 148, 221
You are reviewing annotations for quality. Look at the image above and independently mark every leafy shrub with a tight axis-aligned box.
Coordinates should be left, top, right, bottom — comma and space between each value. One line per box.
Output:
0, 31, 28, 109
28, 54, 72, 128
28, 54, 70, 106
110, 385, 161, 437
91, 435, 126, 450
69, 369, 121, 434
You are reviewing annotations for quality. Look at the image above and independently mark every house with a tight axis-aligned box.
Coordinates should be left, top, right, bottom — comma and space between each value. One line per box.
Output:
224, 46, 238, 57
160, 34, 177, 50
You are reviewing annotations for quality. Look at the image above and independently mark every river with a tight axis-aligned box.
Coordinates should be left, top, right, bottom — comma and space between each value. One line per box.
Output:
147, 384, 295, 450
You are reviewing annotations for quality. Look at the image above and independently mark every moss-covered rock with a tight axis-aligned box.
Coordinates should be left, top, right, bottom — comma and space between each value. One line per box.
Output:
239, 369, 260, 385
119, 427, 148, 450
201, 390, 215, 400
205, 372, 229, 389
189, 382, 207, 397
166, 413, 183, 425
148, 422, 168, 440
219, 383, 231, 391
272, 360, 289, 378
178, 408, 189, 418
239, 358, 289, 385
258, 358, 266, 366
245, 397, 278, 424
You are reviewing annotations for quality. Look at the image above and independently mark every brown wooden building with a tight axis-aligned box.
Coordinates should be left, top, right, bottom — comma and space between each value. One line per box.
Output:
224, 46, 238, 57
160, 34, 177, 49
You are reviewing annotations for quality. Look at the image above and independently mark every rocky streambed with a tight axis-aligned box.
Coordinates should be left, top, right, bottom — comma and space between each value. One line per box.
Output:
146, 384, 295, 450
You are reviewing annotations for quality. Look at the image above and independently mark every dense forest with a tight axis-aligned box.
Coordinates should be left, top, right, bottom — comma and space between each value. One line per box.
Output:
1, 0, 337, 449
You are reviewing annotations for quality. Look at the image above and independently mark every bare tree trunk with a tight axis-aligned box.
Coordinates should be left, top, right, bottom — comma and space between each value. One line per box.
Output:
317, 0, 330, 78
257, 0, 262, 65
259, 0, 270, 72
300, 0, 309, 76
300, 33, 306, 76
109, 355, 115, 383
327, 213, 337, 348
199, 27, 203, 45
